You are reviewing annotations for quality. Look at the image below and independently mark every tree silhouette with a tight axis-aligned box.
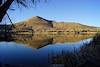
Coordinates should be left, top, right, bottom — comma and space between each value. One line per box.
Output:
0, 0, 46, 23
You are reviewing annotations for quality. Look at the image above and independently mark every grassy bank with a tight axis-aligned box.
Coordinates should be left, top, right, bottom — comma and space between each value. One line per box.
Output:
52, 33, 100, 67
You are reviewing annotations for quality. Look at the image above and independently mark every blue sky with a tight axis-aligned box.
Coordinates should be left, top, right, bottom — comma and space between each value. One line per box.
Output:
7, 0, 100, 27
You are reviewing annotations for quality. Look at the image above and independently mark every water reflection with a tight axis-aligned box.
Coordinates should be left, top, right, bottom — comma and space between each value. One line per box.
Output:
0, 34, 94, 66
53, 34, 93, 43
12, 34, 94, 49
12, 34, 53, 49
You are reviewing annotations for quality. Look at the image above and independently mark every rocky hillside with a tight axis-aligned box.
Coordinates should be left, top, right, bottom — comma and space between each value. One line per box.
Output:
14, 16, 53, 32
13, 16, 100, 33
53, 22, 100, 32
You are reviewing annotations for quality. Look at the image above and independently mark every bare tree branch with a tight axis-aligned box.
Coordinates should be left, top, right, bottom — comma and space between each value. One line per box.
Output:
6, 12, 15, 28
0, 0, 14, 22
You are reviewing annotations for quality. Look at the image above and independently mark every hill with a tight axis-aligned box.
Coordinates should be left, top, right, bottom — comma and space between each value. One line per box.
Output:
14, 16, 53, 32
12, 16, 100, 34
53, 22, 100, 32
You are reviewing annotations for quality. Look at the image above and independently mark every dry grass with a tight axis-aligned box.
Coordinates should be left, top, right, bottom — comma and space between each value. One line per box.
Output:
52, 33, 100, 67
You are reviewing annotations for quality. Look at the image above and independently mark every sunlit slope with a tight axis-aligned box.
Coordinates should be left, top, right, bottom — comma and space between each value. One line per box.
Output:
13, 16, 100, 32
14, 16, 53, 32
53, 22, 100, 32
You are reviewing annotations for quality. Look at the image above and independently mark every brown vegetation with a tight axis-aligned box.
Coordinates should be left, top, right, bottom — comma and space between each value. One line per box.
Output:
52, 34, 100, 67
13, 16, 100, 34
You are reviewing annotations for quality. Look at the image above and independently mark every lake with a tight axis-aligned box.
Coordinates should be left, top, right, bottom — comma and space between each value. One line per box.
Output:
0, 34, 94, 67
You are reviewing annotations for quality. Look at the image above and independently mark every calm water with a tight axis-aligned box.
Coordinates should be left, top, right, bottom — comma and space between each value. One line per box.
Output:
0, 34, 94, 65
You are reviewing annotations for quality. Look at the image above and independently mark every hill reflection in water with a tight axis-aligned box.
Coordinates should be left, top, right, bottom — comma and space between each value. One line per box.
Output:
0, 34, 95, 66
12, 34, 94, 49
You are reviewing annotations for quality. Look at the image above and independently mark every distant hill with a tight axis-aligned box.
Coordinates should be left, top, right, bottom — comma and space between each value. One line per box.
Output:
14, 16, 53, 32
12, 16, 100, 33
53, 22, 100, 32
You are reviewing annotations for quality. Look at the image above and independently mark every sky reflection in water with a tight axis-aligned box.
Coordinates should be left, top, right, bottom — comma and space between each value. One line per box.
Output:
0, 36, 92, 64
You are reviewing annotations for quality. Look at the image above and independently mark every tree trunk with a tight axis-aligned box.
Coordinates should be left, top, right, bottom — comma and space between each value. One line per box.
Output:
0, 0, 14, 22
0, 0, 2, 6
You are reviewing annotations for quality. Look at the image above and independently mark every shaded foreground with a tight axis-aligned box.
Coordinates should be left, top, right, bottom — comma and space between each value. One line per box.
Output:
52, 33, 100, 67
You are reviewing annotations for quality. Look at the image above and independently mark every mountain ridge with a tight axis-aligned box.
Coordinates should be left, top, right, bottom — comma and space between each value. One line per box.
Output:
13, 16, 100, 32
